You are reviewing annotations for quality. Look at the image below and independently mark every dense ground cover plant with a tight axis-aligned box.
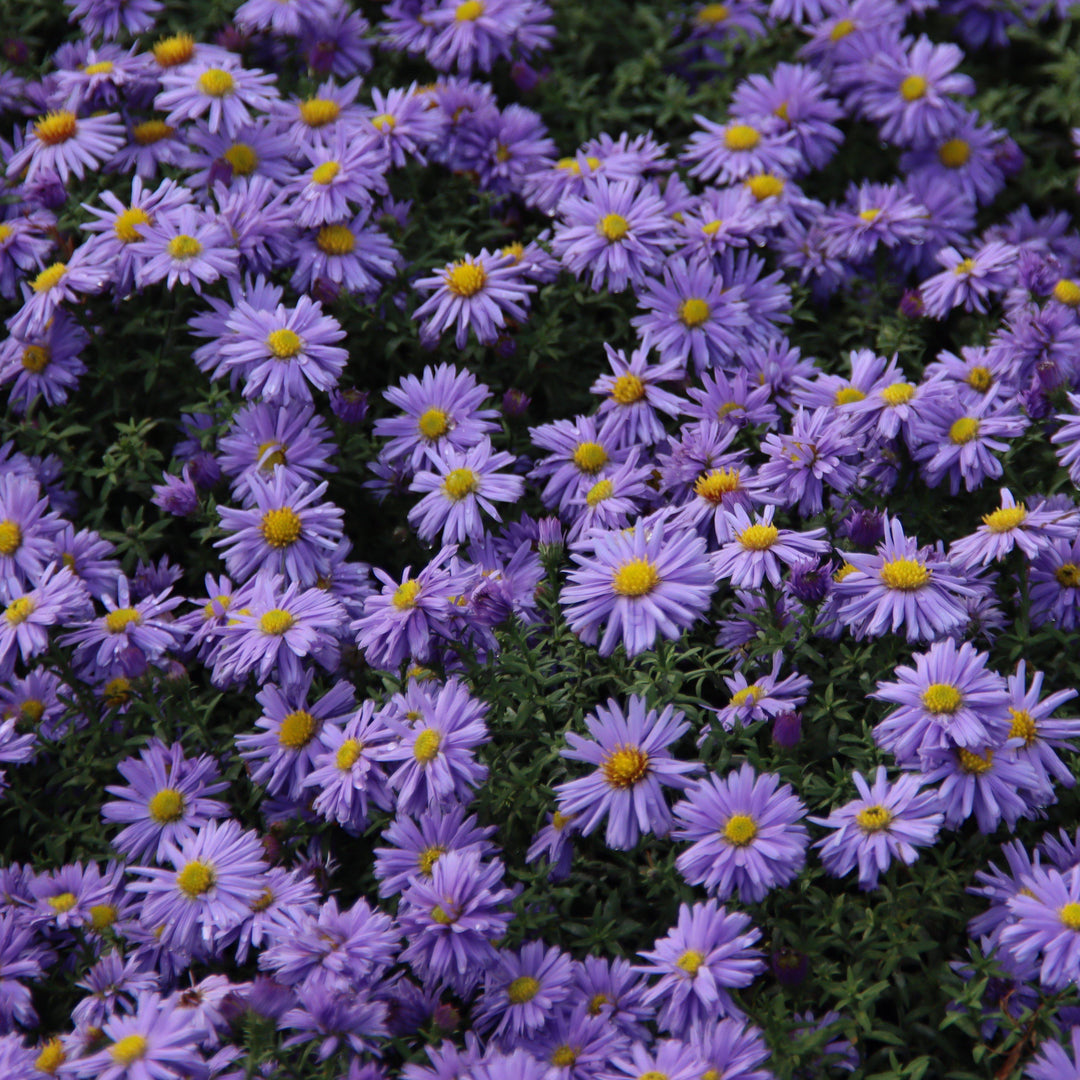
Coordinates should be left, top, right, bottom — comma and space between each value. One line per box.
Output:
7, 0, 1080, 1076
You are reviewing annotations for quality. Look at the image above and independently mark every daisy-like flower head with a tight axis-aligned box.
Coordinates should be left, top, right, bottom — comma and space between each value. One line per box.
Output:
1030, 534, 1080, 631
920, 241, 1018, 319
474, 941, 574, 1041
7, 243, 108, 342
552, 176, 674, 294
127, 818, 268, 954
7, 110, 124, 184
1004, 659, 1080, 795
589, 340, 685, 446
407, 437, 525, 545
288, 132, 389, 229
673, 763, 809, 902
1025, 1024, 1080, 1080
710, 652, 811, 733
811, 767, 943, 890
133, 204, 239, 295
999, 865, 1080, 991
681, 115, 804, 184
528, 413, 629, 512
0, 473, 63, 589
413, 248, 535, 349
949, 488, 1077, 569
155, 58, 279, 137
711, 504, 829, 591
424, 0, 535, 74
637, 899, 765, 1038
554, 694, 701, 851
562, 513, 716, 658
101, 739, 229, 863
832, 515, 978, 642
605, 1039, 709, 1080
871, 638, 1012, 767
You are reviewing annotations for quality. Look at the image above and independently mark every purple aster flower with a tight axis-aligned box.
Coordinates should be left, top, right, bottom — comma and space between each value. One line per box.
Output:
101, 740, 229, 863
48, 523, 120, 601
900, 116, 1007, 206
572, 956, 654, 1041
237, 674, 355, 802
525, 808, 579, 882
155, 59, 279, 137
362, 83, 443, 167
920, 242, 1017, 319
0, 473, 63, 587
999, 866, 1080, 990
235, 0, 335, 35
216, 475, 344, 586
353, 545, 459, 670
211, 571, 344, 687
456, 102, 556, 197
128, 819, 268, 955
693, 1017, 773, 1080
872, 638, 1012, 767
949, 488, 1077, 569
637, 900, 764, 1038
134, 205, 239, 294
412, 248, 534, 349
604, 1039, 709, 1080
1053, 393, 1080, 487
407, 438, 525, 545
1026, 1026, 1080, 1080
554, 695, 701, 851
820, 181, 927, 262
681, 117, 802, 185
228, 865, 319, 965
710, 652, 811, 732
1005, 660, 1080, 796
288, 133, 389, 229
151, 468, 198, 517
475, 941, 574, 1041
711, 505, 829, 590
673, 763, 808, 902
564, 451, 653, 542
832, 516, 977, 642
0, 911, 44, 1030
561, 515, 716, 658
280, 981, 388, 1060
589, 341, 684, 446
552, 176, 674, 294
396, 850, 518, 996
423, 0, 534, 74
529, 1007, 627, 1078
57, 991, 205, 1080
6, 244, 108, 341
1030, 535, 1080, 630
381, 677, 490, 815
183, 120, 299, 192
293, 215, 401, 297
217, 295, 348, 405
0, 210, 53, 302
811, 767, 943, 890
684, 370, 779, 432
528, 414, 628, 512
7, 110, 124, 185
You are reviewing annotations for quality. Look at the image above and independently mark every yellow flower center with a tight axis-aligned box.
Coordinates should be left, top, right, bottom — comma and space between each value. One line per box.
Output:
431, 905, 454, 925
311, 160, 340, 186
921, 683, 962, 714
148, 788, 185, 823
612, 557, 660, 596
1055, 562, 1080, 588
954, 258, 976, 276
774, 101, 789, 121
266, 328, 303, 359
372, 112, 396, 132
694, 468, 740, 503
507, 975, 540, 1004
443, 467, 479, 500
611, 373, 646, 404
982, 505, 1027, 533
724, 124, 760, 151
418, 407, 450, 439
153, 33, 196, 67
105, 607, 142, 634
255, 442, 286, 471
900, 74, 928, 101
259, 608, 294, 635
676, 949, 705, 976
168, 234, 202, 260
446, 261, 486, 297
678, 297, 710, 327
198, 68, 234, 97
859, 208, 881, 222
551, 1046, 578, 1067
639, 1073, 668, 1080
723, 813, 757, 846
702, 219, 723, 236
746, 173, 785, 199
418, 844, 445, 875
598, 213, 629, 241
553, 811, 573, 830
957, 747, 993, 774
949, 417, 980, 444
830, 17, 855, 39
1008, 707, 1038, 747
279, 709, 317, 749
586, 479, 614, 507
336, 739, 362, 769
738, 523, 778, 550
966, 366, 993, 392
602, 745, 650, 788
1061, 903, 1080, 930
223, 142, 257, 176
881, 382, 915, 406
573, 441, 608, 474
300, 98, 341, 127
587, 992, 610, 1015
0, 519, 22, 556
1054, 278, 1080, 307
393, 579, 422, 610
5, 596, 35, 625
261, 506, 303, 547
89, 903, 118, 930
557, 157, 581, 175
456, 0, 484, 19
250, 887, 274, 912
103, 677, 131, 708
413, 727, 442, 762
938, 138, 971, 168
85, 60, 115, 75
109, 1035, 148, 1066
35, 111, 78, 145
133, 119, 174, 145
114, 206, 152, 244
32, 263, 67, 292
856, 805, 893, 832
316, 224, 355, 255
48, 892, 77, 913
21, 698, 45, 722
176, 860, 215, 898
36, 1039, 65, 1075
729, 684, 762, 707
834, 385, 866, 405
697, 3, 729, 24
879, 558, 930, 591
